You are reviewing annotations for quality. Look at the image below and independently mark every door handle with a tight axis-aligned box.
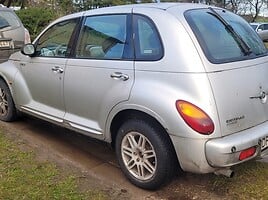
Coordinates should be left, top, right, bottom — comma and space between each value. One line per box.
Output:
110, 72, 129, 81
51, 66, 64, 74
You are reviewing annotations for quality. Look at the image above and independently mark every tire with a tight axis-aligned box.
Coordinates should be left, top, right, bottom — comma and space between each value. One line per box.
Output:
0, 79, 17, 122
115, 119, 176, 190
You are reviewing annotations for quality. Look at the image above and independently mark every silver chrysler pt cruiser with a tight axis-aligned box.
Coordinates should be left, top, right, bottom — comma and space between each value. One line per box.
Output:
0, 3, 267, 189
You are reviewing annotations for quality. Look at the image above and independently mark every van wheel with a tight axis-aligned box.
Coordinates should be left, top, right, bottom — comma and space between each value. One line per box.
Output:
0, 80, 17, 121
115, 119, 175, 190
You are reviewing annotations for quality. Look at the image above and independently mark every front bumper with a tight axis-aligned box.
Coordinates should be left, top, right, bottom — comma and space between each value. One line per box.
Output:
206, 121, 268, 168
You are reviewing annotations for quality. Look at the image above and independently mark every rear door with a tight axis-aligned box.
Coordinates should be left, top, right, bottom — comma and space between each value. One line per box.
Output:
64, 13, 134, 136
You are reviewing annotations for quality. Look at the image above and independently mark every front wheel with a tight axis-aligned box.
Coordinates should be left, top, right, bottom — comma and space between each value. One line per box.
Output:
0, 79, 17, 121
115, 119, 176, 190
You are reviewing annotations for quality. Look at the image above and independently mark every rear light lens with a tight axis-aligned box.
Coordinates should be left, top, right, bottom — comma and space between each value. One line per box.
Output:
176, 100, 214, 134
24, 28, 31, 44
239, 147, 256, 161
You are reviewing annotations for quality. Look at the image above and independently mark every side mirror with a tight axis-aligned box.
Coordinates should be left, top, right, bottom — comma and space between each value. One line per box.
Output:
21, 44, 35, 56
257, 28, 263, 32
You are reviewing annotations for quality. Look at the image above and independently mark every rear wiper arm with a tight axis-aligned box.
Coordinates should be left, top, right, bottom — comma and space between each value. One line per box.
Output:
208, 7, 252, 56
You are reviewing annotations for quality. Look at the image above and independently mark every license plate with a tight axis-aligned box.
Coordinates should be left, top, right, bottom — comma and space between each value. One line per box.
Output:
0, 40, 11, 48
261, 136, 268, 151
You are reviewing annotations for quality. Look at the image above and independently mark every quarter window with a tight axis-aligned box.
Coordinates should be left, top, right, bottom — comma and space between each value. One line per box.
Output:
133, 15, 163, 61
35, 19, 78, 57
76, 15, 129, 59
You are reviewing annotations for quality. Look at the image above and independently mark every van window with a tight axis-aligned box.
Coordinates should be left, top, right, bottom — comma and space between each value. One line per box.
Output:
133, 15, 163, 61
185, 9, 267, 63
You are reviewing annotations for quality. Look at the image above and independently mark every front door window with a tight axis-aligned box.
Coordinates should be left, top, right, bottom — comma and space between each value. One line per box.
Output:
35, 19, 78, 57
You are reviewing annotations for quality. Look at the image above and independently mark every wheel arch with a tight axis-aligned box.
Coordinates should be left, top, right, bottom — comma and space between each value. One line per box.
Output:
109, 108, 180, 168
0, 73, 15, 98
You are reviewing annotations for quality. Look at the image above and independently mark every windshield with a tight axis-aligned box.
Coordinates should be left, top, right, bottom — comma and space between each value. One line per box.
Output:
185, 9, 267, 64
0, 11, 20, 29
250, 24, 257, 30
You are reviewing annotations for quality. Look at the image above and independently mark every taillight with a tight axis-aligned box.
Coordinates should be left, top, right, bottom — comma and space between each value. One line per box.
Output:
24, 28, 31, 44
176, 100, 214, 134
239, 147, 256, 161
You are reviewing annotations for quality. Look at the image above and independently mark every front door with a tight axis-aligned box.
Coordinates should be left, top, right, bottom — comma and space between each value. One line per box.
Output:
18, 19, 79, 122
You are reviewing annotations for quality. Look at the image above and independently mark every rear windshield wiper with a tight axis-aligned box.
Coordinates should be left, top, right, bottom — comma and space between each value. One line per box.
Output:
208, 7, 252, 56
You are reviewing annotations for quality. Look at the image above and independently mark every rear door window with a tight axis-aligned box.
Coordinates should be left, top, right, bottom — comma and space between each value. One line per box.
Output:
75, 14, 132, 60
185, 9, 267, 64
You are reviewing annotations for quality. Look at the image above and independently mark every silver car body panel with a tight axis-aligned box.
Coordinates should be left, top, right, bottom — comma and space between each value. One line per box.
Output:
64, 59, 134, 138
0, 3, 267, 175
250, 22, 268, 41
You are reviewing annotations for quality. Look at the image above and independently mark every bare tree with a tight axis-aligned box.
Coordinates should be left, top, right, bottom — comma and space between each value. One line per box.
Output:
246, 0, 267, 22
0, 0, 27, 9
0, 0, 12, 7
225, 0, 242, 13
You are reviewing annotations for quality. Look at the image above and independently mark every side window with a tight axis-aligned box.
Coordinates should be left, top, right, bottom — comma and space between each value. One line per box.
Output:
264, 24, 268, 30
258, 24, 264, 31
35, 19, 78, 57
133, 15, 163, 61
76, 15, 129, 59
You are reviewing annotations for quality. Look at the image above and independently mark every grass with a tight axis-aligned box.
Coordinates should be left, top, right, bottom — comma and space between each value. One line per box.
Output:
0, 129, 267, 200
0, 133, 107, 200
209, 161, 268, 199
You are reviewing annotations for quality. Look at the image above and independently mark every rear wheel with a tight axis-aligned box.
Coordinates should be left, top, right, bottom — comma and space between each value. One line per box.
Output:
0, 79, 17, 121
115, 119, 176, 190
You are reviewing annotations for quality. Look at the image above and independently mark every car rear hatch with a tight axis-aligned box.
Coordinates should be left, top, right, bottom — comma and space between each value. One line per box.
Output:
185, 7, 268, 137
208, 58, 268, 136
0, 9, 25, 63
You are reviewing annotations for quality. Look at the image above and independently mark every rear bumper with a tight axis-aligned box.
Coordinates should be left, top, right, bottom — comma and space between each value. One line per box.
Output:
171, 121, 268, 174
206, 121, 268, 167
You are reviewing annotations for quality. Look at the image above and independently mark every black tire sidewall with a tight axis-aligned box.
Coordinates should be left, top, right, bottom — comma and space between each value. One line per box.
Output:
115, 119, 174, 190
0, 79, 17, 122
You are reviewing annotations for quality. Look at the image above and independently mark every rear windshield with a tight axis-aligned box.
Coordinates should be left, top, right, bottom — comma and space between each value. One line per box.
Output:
0, 11, 21, 29
185, 9, 267, 64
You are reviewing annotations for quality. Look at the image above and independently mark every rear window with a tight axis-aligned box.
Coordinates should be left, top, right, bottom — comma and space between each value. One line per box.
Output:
185, 9, 267, 64
0, 10, 21, 29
